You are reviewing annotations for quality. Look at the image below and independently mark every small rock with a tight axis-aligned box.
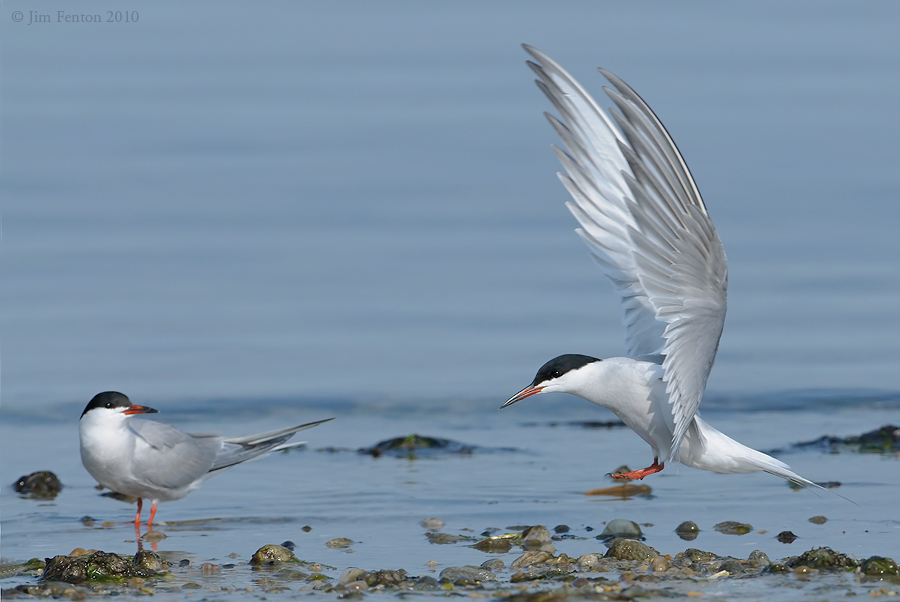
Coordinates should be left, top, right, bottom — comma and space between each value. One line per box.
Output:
178, 559, 190, 568
604, 539, 658, 562
481, 558, 505, 571
274, 568, 309, 580
860, 556, 899, 577
783, 547, 857, 571
510, 551, 552, 570
326, 538, 354, 549
776, 531, 798, 544
421, 518, 445, 530
714, 521, 753, 535
414, 575, 439, 590
521, 525, 552, 547
42, 551, 166, 583
649, 557, 670, 572
249, 544, 299, 566
280, 540, 295, 551
577, 553, 602, 571
675, 521, 699, 541
140, 530, 166, 542
719, 559, 745, 574
200, 563, 220, 575
342, 580, 368, 591
554, 525, 570, 533
472, 538, 512, 553
338, 568, 368, 585
182, 582, 203, 589
598, 519, 642, 540
79, 516, 95, 527
426, 532, 460, 544
439, 565, 495, 585
748, 550, 770, 567
366, 569, 407, 586
14, 471, 62, 499
808, 515, 828, 525
302, 525, 312, 532
133, 550, 168, 573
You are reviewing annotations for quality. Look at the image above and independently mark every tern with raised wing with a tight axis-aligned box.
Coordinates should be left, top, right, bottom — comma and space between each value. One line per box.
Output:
502, 46, 818, 488
80, 391, 333, 529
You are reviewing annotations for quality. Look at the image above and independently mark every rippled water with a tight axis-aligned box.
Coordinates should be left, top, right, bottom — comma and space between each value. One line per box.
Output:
2, 395, 900, 598
3, 1, 900, 599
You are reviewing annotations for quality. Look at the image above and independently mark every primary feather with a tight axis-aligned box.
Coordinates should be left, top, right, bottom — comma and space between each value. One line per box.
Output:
524, 45, 727, 459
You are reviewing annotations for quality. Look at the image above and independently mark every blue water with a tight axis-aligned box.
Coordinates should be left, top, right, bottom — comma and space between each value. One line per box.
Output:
2, 1, 900, 598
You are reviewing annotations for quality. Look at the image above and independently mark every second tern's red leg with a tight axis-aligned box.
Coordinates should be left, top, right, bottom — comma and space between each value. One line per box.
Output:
611, 458, 665, 480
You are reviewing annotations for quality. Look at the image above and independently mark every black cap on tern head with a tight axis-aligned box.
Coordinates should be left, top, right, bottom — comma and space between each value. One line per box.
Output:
532, 354, 602, 386
81, 391, 145, 418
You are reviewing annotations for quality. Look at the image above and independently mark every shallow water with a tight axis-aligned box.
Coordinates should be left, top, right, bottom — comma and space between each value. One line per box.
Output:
3, 1, 900, 599
2, 395, 899, 598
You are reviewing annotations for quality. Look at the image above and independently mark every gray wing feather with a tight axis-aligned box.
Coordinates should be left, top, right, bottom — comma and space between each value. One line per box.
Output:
211, 418, 334, 472
525, 46, 728, 460
129, 419, 221, 489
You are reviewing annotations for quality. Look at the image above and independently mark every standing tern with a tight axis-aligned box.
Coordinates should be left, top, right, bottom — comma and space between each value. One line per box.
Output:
502, 46, 818, 488
80, 391, 333, 529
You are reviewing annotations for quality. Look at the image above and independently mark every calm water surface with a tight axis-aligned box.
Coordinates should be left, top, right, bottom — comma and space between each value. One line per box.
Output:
2, 1, 900, 599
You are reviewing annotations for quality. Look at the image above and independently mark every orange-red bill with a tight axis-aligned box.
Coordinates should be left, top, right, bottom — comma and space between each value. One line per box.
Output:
500, 385, 545, 409
123, 404, 159, 415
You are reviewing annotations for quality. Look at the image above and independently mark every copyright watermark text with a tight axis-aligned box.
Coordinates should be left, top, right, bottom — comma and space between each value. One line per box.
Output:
11, 10, 139, 25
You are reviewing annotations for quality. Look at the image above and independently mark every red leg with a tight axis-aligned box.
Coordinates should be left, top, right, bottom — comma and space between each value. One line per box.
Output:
134, 498, 143, 526
611, 458, 665, 480
147, 501, 158, 530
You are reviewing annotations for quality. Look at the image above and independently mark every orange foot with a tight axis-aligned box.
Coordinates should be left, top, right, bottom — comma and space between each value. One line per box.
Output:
611, 458, 665, 480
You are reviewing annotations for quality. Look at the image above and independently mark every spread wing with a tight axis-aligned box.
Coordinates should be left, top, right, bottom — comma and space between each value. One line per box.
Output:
129, 419, 221, 490
525, 45, 728, 457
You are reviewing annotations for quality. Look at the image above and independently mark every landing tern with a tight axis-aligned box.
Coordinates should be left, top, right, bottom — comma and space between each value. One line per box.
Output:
80, 391, 333, 528
502, 46, 818, 488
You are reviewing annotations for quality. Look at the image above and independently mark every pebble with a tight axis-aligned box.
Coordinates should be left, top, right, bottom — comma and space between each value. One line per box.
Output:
714, 521, 753, 535
439, 565, 495, 585
13, 470, 62, 499
604, 539, 658, 561
338, 568, 368, 585
748, 550, 770, 567
326, 538, 354, 548
808, 515, 828, 525
472, 538, 512, 553
553, 524, 569, 533
421, 518, 445, 530
649, 557, 670, 572
860, 556, 900, 577
718, 559, 745, 574
675, 521, 699, 541
510, 551, 552, 570
577, 553, 602, 571
140, 530, 166, 542
200, 563, 220, 575
249, 544, 298, 566
280, 540, 295, 551
342, 580, 368, 592
521, 525, 552, 546
414, 575, 439, 590
777, 531, 798, 544
598, 519, 642, 540
480, 558, 505, 571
